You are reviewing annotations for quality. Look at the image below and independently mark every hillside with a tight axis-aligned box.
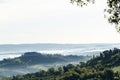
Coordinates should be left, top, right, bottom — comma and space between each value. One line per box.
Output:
83, 48, 120, 68
0, 52, 90, 68
7, 48, 120, 80
0, 52, 91, 77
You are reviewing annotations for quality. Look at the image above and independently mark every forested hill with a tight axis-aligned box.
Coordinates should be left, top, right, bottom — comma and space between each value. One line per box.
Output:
6, 48, 120, 80
83, 48, 120, 68
0, 52, 91, 68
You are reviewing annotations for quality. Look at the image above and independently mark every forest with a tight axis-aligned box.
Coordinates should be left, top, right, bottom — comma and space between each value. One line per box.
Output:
3, 48, 120, 80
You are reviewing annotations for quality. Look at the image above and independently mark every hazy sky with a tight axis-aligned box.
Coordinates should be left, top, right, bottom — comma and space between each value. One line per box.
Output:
0, 0, 120, 44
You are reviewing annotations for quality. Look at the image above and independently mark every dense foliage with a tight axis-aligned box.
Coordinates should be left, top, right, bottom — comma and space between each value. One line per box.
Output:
85, 48, 120, 68
5, 48, 120, 80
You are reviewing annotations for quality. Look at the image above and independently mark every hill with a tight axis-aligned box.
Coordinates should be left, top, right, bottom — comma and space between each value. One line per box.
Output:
0, 52, 91, 77
7, 48, 120, 80
83, 48, 120, 68
0, 52, 90, 68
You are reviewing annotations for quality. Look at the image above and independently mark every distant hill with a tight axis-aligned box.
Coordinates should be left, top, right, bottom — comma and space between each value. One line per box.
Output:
0, 52, 91, 68
0, 52, 91, 77
7, 48, 120, 80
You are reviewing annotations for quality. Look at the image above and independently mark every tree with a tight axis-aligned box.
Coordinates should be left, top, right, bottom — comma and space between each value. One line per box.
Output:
47, 67, 56, 75
57, 66, 63, 75
104, 68, 114, 80
71, 0, 120, 32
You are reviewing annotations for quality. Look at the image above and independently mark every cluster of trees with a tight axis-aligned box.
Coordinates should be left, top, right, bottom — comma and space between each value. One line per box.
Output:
4, 48, 120, 80
84, 48, 120, 68
5, 65, 120, 80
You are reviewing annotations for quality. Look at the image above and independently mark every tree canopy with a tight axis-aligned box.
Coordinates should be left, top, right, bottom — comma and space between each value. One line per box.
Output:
71, 0, 120, 32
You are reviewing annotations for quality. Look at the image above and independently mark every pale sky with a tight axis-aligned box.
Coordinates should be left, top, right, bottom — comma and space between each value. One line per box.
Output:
0, 0, 120, 44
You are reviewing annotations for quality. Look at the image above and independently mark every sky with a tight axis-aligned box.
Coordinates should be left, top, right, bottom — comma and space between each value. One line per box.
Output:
0, 0, 120, 44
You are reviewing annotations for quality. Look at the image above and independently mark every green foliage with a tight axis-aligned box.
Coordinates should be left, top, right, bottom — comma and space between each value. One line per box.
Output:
113, 66, 120, 72
84, 48, 120, 68
106, 0, 120, 32
104, 68, 114, 80
5, 48, 120, 80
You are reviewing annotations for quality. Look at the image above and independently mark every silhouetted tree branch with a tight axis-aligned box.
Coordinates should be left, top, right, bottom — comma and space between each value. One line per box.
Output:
71, 0, 120, 32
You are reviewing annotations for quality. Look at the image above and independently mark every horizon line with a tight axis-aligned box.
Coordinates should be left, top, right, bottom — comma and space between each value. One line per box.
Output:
0, 42, 120, 45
